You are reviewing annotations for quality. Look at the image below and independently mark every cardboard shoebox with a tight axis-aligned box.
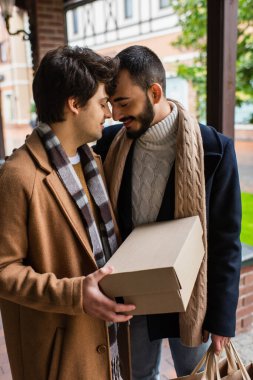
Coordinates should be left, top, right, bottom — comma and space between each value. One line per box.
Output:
100, 216, 205, 315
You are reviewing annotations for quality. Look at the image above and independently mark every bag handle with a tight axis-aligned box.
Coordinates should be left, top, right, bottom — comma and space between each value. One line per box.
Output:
228, 342, 251, 380
224, 342, 240, 373
191, 344, 221, 380
191, 344, 213, 375
204, 350, 221, 380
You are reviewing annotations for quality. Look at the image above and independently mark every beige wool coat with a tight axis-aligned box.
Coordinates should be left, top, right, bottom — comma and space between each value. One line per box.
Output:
0, 130, 130, 380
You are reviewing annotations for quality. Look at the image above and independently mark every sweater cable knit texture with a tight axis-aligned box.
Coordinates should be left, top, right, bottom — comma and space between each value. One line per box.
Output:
132, 102, 178, 226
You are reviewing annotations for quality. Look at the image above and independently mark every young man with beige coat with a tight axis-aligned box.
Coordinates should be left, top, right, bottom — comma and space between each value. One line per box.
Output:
0, 46, 135, 380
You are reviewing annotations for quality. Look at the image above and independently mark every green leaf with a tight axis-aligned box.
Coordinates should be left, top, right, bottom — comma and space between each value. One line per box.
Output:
168, 0, 253, 121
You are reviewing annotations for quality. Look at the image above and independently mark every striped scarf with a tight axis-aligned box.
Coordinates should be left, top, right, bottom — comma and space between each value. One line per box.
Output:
37, 122, 121, 380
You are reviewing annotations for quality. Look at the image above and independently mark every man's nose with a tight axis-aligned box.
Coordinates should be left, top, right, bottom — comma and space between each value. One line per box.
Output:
112, 106, 122, 121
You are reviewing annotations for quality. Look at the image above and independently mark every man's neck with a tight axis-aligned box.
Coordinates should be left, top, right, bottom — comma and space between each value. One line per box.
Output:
50, 121, 78, 157
151, 98, 171, 126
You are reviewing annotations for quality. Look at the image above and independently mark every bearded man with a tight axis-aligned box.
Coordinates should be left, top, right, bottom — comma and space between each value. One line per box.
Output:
94, 45, 241, 380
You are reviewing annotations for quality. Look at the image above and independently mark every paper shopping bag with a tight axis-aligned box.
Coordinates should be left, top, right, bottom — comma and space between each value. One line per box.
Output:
170, 344, 228, 380
245, 364, 253, 379
171, 342, 252, 380
220, 342, 252, 380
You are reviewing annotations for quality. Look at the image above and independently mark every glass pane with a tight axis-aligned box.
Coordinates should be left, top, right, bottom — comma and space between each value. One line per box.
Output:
160, 0, 170, 9
72, 9, 78, 34
124, 0, 133, 19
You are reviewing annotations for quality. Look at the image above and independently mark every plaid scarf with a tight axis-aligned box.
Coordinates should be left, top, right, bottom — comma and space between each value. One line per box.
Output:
37, 122, 121, 380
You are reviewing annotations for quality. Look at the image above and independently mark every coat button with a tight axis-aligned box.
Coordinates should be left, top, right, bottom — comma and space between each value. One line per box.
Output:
96, 344, 107, 354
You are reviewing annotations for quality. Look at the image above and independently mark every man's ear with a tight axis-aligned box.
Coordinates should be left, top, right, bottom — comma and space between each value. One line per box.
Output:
67, 97, 79, 115
149, 83, 163, 104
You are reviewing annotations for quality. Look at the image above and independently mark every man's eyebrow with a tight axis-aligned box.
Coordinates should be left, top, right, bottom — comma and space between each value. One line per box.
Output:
112, 96, 130, 103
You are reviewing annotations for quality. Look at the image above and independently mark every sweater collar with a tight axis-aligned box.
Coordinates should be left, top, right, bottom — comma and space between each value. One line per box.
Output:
137, 101, 178, 147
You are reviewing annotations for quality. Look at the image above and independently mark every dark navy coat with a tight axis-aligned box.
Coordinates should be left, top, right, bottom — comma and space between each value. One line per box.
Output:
94, 123, 242, 339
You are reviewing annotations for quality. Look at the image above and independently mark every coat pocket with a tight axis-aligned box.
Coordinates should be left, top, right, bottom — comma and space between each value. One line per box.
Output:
48, 327, 64, 380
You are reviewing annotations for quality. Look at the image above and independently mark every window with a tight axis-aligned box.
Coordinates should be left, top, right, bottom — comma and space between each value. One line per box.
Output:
3, 92, 15, 122
72, 8, 79, 34
166, 77, 189, 110
0, 42, 8, 63
160, 0, 170, 9
124, 0, 133, 19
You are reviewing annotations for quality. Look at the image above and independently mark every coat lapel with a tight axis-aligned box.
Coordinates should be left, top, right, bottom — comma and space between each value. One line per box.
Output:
204, 152, 222, 183
45, 171, 95, 263
200, 123, 223, 182
26, 130, 96, 265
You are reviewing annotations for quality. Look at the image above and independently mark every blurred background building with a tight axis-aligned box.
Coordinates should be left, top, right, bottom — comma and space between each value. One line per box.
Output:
1, 0, 196, 157
66, 0, 195, 113
0, 5, 33, 155
0, 0, 252, 156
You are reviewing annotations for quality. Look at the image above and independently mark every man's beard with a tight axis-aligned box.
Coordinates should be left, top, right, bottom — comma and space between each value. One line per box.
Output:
125, 96, 155, 139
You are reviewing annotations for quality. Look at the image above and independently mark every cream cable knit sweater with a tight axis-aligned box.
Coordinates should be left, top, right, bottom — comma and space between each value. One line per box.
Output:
132, 101, 178, 226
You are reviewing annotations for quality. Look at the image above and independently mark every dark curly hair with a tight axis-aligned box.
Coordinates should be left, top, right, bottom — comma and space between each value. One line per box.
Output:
33, 46, 119, 124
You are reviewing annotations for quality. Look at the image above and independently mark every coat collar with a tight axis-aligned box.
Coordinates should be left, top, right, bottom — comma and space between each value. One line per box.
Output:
25, 129, 52, 173
199, 123, 223, 180
25, 129, 102, 173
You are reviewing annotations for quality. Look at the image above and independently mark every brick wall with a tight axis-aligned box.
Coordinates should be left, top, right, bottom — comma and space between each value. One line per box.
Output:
236, 265, 253, 333
26, 0, 66, 70
35, 0, 66, 63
